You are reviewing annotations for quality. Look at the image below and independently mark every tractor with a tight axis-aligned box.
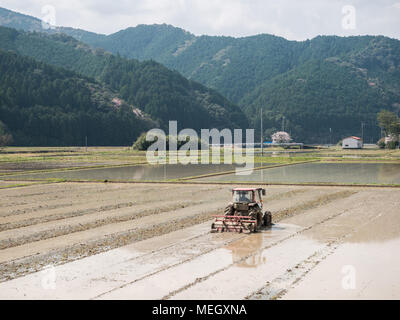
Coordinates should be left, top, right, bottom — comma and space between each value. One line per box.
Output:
211, 188, 272, 233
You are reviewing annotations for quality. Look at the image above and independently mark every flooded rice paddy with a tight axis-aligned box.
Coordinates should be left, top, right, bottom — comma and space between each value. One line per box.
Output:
1, 163, 265, 182
195, 162, 400, 185
1, 162, 399, 185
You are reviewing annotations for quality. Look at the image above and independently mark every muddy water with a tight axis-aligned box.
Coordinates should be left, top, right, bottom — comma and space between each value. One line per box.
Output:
2, 163, 267, 181
170, 234, 324, 300
97, 224, 305, 300
281, 195, 400, 300
0, 222, 242, 299
281, 239, 400, 300
196, 162, 400, 184
0, 185, 399, 300
170, 188, 400, 300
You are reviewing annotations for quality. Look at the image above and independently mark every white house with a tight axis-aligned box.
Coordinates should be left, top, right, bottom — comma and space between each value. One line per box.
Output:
342, 136, 363, 149
271, 131, 291, 144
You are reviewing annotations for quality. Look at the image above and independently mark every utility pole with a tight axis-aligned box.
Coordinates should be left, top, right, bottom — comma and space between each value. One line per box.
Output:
85, 136, 88, 153
282, 116, 285, 132
260, 108, 263, 156
361, 122, 365, 142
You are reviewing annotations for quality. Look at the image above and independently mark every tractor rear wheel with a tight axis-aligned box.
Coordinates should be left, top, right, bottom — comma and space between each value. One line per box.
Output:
263, 211, 272, 227
249, 209, 262, 231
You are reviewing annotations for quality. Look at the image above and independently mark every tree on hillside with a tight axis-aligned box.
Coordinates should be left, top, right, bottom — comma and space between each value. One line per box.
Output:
389, 119, 400, 137
264, 128, 278, 142
0, 121, 13, 148
377, 110, 399, 136
377, 110, 400, 149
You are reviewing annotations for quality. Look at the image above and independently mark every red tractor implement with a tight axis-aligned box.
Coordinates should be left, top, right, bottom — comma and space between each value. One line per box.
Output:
211, 188, 272, 233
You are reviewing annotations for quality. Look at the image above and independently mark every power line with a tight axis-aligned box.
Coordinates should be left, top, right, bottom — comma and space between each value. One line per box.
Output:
260, 108, 263, 156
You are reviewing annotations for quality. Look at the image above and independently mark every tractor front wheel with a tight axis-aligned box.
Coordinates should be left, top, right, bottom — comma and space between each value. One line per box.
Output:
224, 204, 233, 216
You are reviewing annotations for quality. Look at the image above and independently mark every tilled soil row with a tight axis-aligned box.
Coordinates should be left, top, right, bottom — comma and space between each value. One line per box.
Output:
272, 190, 357, 222
2, 182, 187, 202
0, 200, 230, 264
0, 199, 205, 249
0, 181, 169, 207
0, 187, 304, 239
266, 188, 308, 201
0, 182, 106, 201
0, 183, 222, 219
0, 184, 194, 217
0, 185, 228, 229
0, 210, 219, 282
0, 201, 136, 231
0, 161, 105, 171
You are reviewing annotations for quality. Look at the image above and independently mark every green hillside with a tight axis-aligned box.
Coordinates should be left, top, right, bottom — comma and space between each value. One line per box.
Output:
1, 7, 400, 143
0, 49, 154, 146
243, 59, 399, 142
76, 26, 400, 143
0, 26, 248, 136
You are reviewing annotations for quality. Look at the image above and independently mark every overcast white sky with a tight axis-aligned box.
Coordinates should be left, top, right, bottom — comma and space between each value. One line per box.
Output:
0, 0, 399, 40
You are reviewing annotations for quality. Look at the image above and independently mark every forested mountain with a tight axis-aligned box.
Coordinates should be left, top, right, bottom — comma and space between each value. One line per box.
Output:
79, 25, 400, 142
0, 26, 248, 144
1, 7, 400, 142
243, 58, 400, 142
0, 49, 154, 146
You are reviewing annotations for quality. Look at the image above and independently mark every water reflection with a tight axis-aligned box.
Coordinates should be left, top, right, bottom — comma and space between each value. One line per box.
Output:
198, 163, 400, 185
4, 162, 400, 185
3, 163, 267, 181
225, 233, 266, 268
